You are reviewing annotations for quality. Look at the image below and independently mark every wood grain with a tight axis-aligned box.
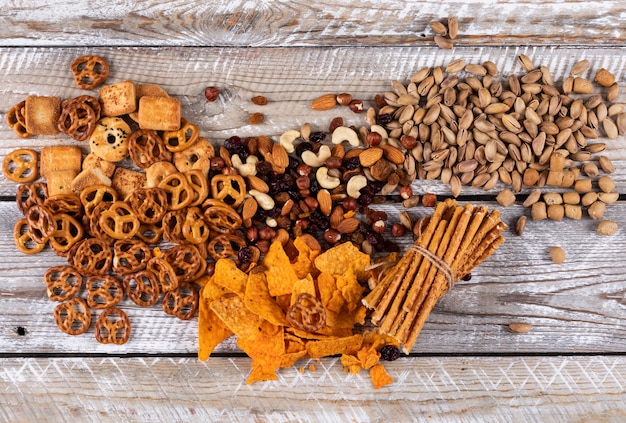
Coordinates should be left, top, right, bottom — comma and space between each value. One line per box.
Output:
0, 1, 624, 47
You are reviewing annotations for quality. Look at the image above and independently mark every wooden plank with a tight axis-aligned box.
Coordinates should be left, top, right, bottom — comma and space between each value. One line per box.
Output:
1, 356, 625, 422
0, 1, 624, 47
2, 200, 625, 355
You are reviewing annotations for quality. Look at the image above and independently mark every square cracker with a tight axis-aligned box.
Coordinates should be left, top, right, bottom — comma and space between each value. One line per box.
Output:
40, 146, 82, 179
111, 167, 146, 200
25, 95, 61, 135
99, 80, 136, 117
138, 96, 181, 131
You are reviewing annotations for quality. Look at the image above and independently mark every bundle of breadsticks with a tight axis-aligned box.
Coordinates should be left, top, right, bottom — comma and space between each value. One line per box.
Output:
362, 199, 506, 354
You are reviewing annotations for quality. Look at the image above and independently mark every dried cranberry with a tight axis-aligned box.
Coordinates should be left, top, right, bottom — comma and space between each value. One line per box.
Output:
359, 194, 373, 206
224, 136, 248, 159
380, 345, 401, 361
238, 247, 253, 263
288, 157, 300, 171
377, 113, 392, 125
256, 161, 273, 175
309, 132, 326, 143
384, 241, 400, 252
462, 273, 472, 281
295, 141, 314, 157
343, 156, 361, 170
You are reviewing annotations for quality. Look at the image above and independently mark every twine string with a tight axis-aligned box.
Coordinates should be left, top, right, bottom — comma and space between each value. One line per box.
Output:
408, 245, 455, 292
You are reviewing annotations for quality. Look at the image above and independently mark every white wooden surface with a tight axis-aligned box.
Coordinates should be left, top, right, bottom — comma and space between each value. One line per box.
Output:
1, 1, 626, 421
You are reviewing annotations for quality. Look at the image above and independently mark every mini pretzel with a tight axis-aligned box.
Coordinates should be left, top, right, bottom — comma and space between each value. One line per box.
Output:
48, 213, 84, 255
94, 307, 131, 345
123, 270, 161, 307
44, 265, 83, 301
210, 174, 246, 207
44, 194, 83, 219
128, 129, 172, 169
80, 184, 118, 217
54, 297, 91, 336
6, 100, 30, 138
26, 204, 56, 244
207, 234, 247, 262
57, 100, 97, 141
63, 95, 102, 120
158, 172, 194, 210
184, 169, 210, 207
16, 182, 48, 215
162, 118, 199, 152
182, 206, 210, 244
287, 293, 327, 333
163, 244, 204, 284
71, 55, 110, 90
98, 201, 140, 240
70, 238, 112, 276
113, 239, 152, 275
86, 275, 124, 309
14, 217, 45, 255
202, 201, 242, 234
162, 210, 188, 244
146, 256, 179, 292
87, 202, 115, 244
136, 222, 164, 244
128, 187, 168, 224
162, 284, 199, 320
3, 148, 38, 183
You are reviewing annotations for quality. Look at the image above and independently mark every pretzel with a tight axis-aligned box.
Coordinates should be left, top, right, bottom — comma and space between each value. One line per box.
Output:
6, 100, 30, 138
98, 201, 140, 240
182, 206, 210, 244
146, 256, 179, 292
14, 218, 45, 255
162, 118, 199, 152
70, 238, 112, 276
158, 172, 194, 210
123, 270, 161, 307
163, 244, 204, 284
16, 182, 48, 215
162, 210, 188, 244
57, 99, 97, 141
136, 222, 164, 245
162, 284, 199, 320
26, 204, 56, 244
128, 129, 171, 169
207, 234, 247, 261
184, 169, 210, 207
71, 55, 110, 90
94, 307, 131, 345
44, 194, 83, 219
80, 184, 118, 217
210, 174, 246, 207
127, 187, 168, 224
62, 95, 102, 120
3, 148, 38, 183
86, 275, 124, 309
44, 265, 83, 301
54, 298, 91, 336
87, 202, 115, 244
113, 239, 152, 275
202, 201, 242, 234
173, 137, 214, 176
286, 293, 327, 333
48, 213, 85, 255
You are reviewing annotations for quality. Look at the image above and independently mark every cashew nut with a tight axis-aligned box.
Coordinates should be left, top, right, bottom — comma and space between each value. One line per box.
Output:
331, 126, 360, 147
249, 189, 275, 210
370, 124, 389, 141
301, 145, 331, 167
346, 174, 368, 198
316, 166, 341, 189
279, 129, 300, 153
231, 154, 259, 177
265, 217, 278, 228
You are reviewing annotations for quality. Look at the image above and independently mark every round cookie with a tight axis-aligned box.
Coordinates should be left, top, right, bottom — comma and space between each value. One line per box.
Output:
89, 117, 131, 162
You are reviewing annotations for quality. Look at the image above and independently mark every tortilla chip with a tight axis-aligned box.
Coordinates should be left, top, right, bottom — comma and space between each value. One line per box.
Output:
314, 241, 371, 282
335, 267, 366, 305
357, 347, 380, 369
317, 272, 336, 309
340, 354, 362, 374
280, 350, 308, 368
263, 241, 299, 296
212, 259, 248, 297
198, 296, 233, 361
210, 294, 264, 339
244, 269, 288, 326
247, 359, 278, 384
290, 275, 316, 306
291, 236, 321, 279
370, 364, 394, 389
238, 320, 285, 358
305, 334, 363, 358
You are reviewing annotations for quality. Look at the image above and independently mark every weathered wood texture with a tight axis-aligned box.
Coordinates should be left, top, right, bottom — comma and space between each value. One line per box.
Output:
0, 0, 625, 47
2, 356, 626, 423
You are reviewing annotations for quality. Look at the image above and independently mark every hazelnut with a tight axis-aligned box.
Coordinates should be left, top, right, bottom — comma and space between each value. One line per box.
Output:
296, 163, 312, 176
336, 93, 353, 106
204, 86, 220, 102
391, 223, 406, 237
323, 228, 342, 244
367, 132, 383, 147
372, 220, 386, 234
303, 196, 319, 210
258, 226, 276, 240
398, 185, 413, 200
324, 156, 343, 169
257, 240, 270, 254
422, 193, 437, 207
400, 135, 418, 150
371, 210, 388, 222
343, 197, 358, 211
210, 156, 225, 171
296, 175, 311, 190
348, 99, 364, 113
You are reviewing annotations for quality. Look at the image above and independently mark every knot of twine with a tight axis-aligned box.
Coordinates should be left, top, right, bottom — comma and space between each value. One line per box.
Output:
408, 245, 455, 292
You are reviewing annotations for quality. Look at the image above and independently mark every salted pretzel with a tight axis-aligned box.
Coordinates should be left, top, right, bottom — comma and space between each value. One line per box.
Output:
3, 148, 38, 183
112, 239, 152, 275
207, 234, 247, 262
44, 194, 83, 219
48, 213, 85, 255
54, 297, 91, 336
127, 187, 168, 224
128, 129, 171, 169
80, 184, 118, 217
162, 284, 199, 320
98, 201, 140, 240
182, 206, 210, 244
71, 55, 110, 90
202, 199, 242, 234
26, 204, 56, 244
162, 209, 188, 244
86, 275, 124, 309
184, 169, 210, 207
162, 118, 199, 152
123, 270, 161, 307
158, 172, 194, 210
16, 182, 48, 215
210, 174, 246, 207
57, 99, 97, 141
146, 256, 179, 292
6, 100, 30, 138
286, 293, 327, 333
70, 238, 112, 276
44, 265, 83, 302
136, 221, 164, 244
14, 218, 45, 255
163, 244, 204, 284
94, 307, 131, 345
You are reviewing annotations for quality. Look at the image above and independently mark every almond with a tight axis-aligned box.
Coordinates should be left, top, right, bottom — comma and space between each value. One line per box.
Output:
241, 197, 258, 221
329, 205, 345, 229
246, 175, 269, 193
271, 143, 289, 168
336, 217, 360, 234
358, 147, 383, 167
380, 144, 405, 165
317, 189, 333, 216
310, 93, 337, 111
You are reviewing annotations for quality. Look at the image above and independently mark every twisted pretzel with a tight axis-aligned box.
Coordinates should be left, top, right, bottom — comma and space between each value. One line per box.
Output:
94, 307, 131, 345
158, 172, 194, 210
128, 129, 171, 169
44, 194, 83, 219
113, 239, 152, 275
207, 234, 247, 262
162, 209, 188, 244
16, 182, 48, 216
57, 100, 97, 141
86, 275, 124, 309
13, 217, 45, 254
44, 265, 83, 302
202, 200, 242, 234
3, 148, 38, 183
54, 298, 91, 335
6, 100, 29, 138
146, 257, 179, 292
123, 270, 161, 307
48, 213, 85, 255
80, 184, 118, 217
87, 202, 115, 244
162, 118, 199, 152
286, 293, 327, 333
162, 284, 199, 320
163, 244, 204, 284
26, 204, 56, 244
184, 169, 209, 207
128, 187, 168, 224
98, 201, 140, 240
182, 206, 210, 244
70, 238, 112, 276
210, 174, 246, 207
62, 95, 102, 119
71, 55, 110, 90
136, 222, 164, 245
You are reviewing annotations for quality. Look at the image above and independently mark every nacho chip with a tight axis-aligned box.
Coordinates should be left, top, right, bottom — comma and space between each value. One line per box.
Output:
212, 259, 248, 297
340, 354, 362, 374
305, 334, 363, 358
291, 236, 322, 279
317, 272, 336, 309
280, 350, 308, 368
238, 320, 285, 358
335, 267, 366, 305
370, 364, 394, 389
357, 346, 380, 369
263, 241, 299, 296
314, 241, 371, 282
210, 294, 264, 339
290, 275, 316, 306
244, 269, 289, 326
247, 359, 279, 384
198, 296, 233, 361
